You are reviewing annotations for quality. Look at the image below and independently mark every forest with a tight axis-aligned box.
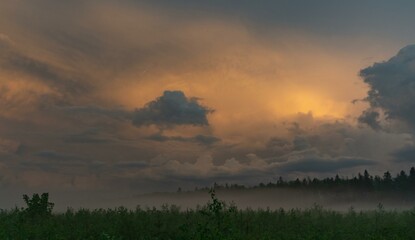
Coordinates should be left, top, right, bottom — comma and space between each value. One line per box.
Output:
196, 167, 415, 193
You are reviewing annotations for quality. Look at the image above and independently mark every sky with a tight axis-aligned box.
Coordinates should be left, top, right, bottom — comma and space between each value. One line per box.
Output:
2, 0, 415, 202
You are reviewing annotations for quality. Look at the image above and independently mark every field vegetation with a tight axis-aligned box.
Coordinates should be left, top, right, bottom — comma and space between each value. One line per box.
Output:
2, 168, 415, 239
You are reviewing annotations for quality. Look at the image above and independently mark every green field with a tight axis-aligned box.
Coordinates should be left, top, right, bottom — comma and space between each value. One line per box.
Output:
1, 192, 415, 240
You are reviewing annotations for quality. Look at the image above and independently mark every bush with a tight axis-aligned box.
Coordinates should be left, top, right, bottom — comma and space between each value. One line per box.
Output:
22, 193, 54, 218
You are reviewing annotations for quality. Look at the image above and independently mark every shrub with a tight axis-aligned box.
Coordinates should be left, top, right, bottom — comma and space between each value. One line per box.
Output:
22, 193, 54, 218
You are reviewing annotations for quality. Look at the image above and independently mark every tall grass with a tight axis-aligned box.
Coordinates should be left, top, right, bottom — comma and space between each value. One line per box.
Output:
1, 191, 415, 240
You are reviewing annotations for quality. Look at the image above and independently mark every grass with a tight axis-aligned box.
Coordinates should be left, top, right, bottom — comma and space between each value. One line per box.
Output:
1, 191, 415, 240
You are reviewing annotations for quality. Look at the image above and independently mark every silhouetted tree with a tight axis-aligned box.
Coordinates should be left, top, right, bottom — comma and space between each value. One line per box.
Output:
383, 171, 393, 189
22, 193, 54, 218
410, 167, 415, 189
210, 166, 415, 193
362, 170, 373, 190
335, 174, 341, 184
395, 170, 408, 190
277, 177, 285, 187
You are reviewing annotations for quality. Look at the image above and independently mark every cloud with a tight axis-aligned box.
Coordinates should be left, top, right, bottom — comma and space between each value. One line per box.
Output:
35, 151, 82, 161
17, 159, 86, 173
145, 133, 220, 146
278, 156, 375, 173
192, 134, 221, 145
13, 151, 87, 174
133, 91, 213, 127
391, 145, 415, 163
292, 136, 310, 151
138, 1, 415, 39
113, 161, 149, 169
64, 128, 115, 144
0, 138, 21, 154
253, 115, 409, 167
132, 150, 376, 184
359, 44, 415, 130
156, 154, 270, 182
2, 0, 415, 196
61, 105, 132, 120
0, 34, 91, 97
358, 109, 381, 130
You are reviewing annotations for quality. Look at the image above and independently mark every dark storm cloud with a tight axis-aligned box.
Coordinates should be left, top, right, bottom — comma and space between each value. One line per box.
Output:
133, 91, 213, 127
278, 156, 375, 173
359, 45, 415, 130
146, 133, 220, 146
391, 146, 415, 163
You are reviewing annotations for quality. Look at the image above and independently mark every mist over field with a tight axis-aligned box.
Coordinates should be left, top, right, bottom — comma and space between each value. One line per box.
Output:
132, 189, 415, 212
2, 187, 413, 212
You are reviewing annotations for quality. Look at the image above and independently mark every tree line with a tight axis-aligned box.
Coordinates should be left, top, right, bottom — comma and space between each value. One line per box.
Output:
193, 167, 415, 192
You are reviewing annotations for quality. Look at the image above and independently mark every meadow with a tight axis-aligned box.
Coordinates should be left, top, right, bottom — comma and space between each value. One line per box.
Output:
1, 191, 415, 240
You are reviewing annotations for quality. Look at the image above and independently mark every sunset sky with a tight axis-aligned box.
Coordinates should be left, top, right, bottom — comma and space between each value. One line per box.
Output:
2, 1, 415, 203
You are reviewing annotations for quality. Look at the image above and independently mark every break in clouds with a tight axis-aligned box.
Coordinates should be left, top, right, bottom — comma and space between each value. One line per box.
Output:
0, 0, 415, 196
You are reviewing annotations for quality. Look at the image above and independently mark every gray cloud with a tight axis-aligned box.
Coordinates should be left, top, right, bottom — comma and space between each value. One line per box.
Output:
278, 156, 375, 173
35, 151, 82, 161
0, 35, 91, 97
146, 133, 220, 146
391, 146, 415, 163
358, 109, 381, 130
113, 161, 149, 169
359, 44, 415, 130
61, 106, 132, 120
0, 138, 21, 154
266, 137, 290, 149
292, 136, 310, 151
17, 160, 87, 175
192, 134, 221, 145
133, 91, 213, 127
139, 0, 415, 38
64, 128, 115, 144
254, 116, 408, 167
17, 151, 87, 174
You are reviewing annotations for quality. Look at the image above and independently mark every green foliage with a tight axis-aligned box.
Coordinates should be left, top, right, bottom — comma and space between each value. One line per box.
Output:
0, 191, 415, 239
22, 193, 54, 218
